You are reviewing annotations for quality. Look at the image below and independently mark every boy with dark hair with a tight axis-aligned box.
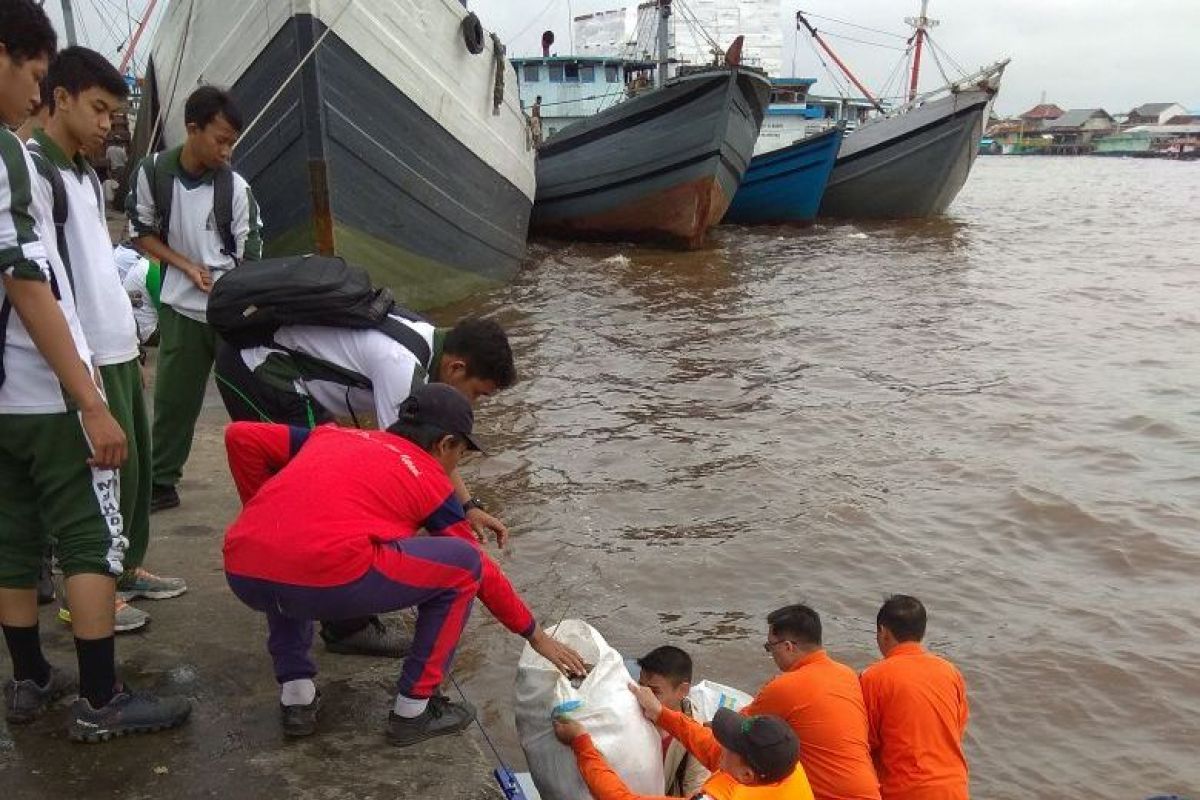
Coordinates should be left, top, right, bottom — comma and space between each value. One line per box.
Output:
29, 46, 187, 637
742, 604, 880, 800
860, 596, 970, 800
0, 0, 57, 67
636, 645, 711, 796
442, 317, 517, 388
0, 0, 190, 740
553, 684, 813, 800
214, 312, 516, 656
127, 84, 263, 513
222, 383, 585, 743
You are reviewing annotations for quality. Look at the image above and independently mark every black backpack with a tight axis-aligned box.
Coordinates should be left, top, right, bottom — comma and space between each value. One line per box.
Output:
207, 254, 433, 369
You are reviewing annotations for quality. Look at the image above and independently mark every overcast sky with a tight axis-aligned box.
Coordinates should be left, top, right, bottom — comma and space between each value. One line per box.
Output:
44, 0, 1199, 117
471, 0, 1200, 116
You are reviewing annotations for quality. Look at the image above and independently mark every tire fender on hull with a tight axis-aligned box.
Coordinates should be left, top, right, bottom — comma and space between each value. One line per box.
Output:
462, 13, 485, 55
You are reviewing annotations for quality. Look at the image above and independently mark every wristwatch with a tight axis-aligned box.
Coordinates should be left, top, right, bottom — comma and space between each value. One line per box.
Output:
463, 497, 486, 513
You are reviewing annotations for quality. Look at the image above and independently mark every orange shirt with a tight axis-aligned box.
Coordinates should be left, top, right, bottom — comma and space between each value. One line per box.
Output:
859, 643, 969, 800
743, 650, 881, 800
570, 706, 816, 800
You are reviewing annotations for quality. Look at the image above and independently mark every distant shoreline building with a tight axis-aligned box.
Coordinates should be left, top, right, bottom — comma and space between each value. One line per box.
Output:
1125, 102, 1189, 127
985, 99, 1199, 158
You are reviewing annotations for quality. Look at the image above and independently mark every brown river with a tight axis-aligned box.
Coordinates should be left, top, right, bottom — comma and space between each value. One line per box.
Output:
442, 155, 1200, 800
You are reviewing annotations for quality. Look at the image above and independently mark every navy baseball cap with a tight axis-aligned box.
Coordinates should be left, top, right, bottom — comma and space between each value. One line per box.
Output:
391, 383, 485, 452
711, 708, 799, 783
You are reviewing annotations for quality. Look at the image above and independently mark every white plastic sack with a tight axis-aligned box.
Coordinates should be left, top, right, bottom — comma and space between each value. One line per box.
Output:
515, 620, 665, 800
688, 679, 754, 723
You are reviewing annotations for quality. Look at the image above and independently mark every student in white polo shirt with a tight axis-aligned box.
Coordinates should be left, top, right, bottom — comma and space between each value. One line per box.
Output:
29, 47, 187, 634
0, 0, 189, 740
126, 85, 262, 512
215, 316, 513, 429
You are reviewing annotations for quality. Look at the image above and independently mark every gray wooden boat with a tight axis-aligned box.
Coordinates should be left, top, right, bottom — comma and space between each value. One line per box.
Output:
820, 61, 1008, 218
531, 65, 770, 248
133, 0, 535, 310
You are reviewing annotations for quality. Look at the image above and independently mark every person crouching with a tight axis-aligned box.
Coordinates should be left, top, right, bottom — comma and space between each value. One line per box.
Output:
221, 383, 585, 743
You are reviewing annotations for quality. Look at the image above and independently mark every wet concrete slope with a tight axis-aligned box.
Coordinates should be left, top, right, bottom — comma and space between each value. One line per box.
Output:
0, 409, 501, 800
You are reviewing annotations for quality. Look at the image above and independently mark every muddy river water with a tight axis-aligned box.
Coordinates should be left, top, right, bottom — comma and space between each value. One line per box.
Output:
445, 155, 1200, 800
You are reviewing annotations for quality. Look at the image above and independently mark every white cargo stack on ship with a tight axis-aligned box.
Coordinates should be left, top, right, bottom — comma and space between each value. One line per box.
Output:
669, 0, 783, 75
575, 0, 782, 75
573, 7, 639, 57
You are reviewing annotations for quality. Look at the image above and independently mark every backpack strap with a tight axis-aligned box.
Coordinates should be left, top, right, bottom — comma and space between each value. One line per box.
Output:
0, 298, 13, 390
212, 167, 236, 260
151, 151, 174, 244
274, 346, 375, 391
25, 142, 73, 297
151, 152, 174, 241
84, 162, 103, 216
377, 316, 433, 369
671, 751, 691, 796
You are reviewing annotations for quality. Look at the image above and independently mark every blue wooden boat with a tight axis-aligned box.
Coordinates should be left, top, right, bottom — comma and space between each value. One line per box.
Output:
724, 124, 843, 224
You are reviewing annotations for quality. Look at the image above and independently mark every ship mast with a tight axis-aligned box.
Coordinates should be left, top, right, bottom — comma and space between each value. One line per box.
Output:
119, 0, 159, 74
59, 0, 79, 46
795, 11, 883, 112
905, 0, 939, 102
656, 0, 672, 88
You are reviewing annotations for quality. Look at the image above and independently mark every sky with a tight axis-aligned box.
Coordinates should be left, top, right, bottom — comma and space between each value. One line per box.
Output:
41, 0, 1199, 118
471, 0, 1200, 117
39, 0, 165, 78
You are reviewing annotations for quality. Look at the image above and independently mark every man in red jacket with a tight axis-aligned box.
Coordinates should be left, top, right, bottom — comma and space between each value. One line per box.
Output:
222, 383, 585, 744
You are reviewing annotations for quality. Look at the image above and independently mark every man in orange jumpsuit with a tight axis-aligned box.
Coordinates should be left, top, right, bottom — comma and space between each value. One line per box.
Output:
742, 604, 881, 800
859, 595, 970, 800
552, 682, 814, 800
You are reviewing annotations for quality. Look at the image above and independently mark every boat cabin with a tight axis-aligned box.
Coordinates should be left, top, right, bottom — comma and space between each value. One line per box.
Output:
511, 56, 656, 140
754, 77, 877, 156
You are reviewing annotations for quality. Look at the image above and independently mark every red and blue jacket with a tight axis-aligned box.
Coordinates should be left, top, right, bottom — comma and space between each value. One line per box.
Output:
222, 422, 536, 637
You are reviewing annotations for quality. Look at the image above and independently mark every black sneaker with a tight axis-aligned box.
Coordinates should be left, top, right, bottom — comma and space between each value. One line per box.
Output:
149, 484, 180, 513
36, 557, 56, 606
3, 666, 77, 724
320, 617, 411, 658
386, 694, 475, 747
67, 686, 191, 743
280, 691, 321, 738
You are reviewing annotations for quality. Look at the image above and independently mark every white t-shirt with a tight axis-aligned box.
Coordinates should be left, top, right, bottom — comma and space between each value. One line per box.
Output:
237, 317, 436, 428
114, 244, 158, 344
127, 147, 263, 322
29, 132, 139, 366
0, 129, 94, 414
